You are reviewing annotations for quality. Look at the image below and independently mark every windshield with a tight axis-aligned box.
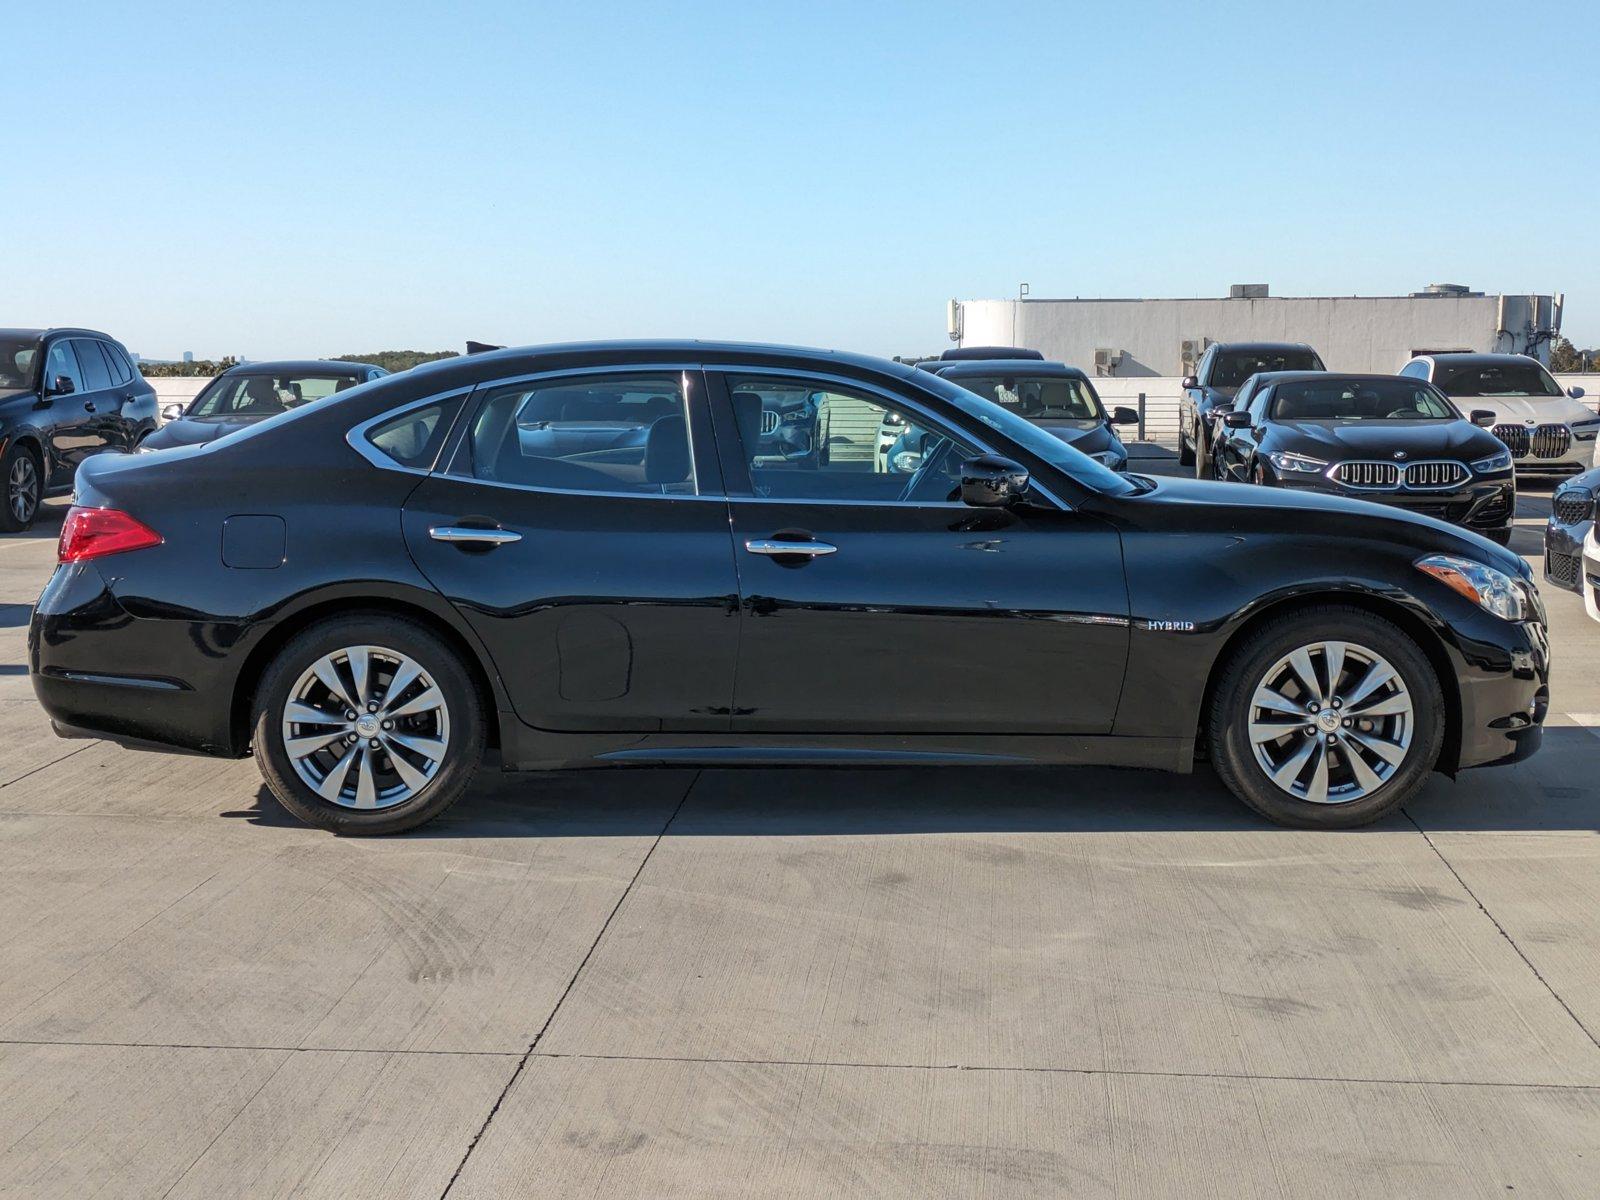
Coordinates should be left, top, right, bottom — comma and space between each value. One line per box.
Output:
1210, 349, 1323, 388
189, 372, 362, 418
1433, 360, 1562, 398
1270, 378, 1458, 421
914, 371, 1138, 496
0, 336, 40, 390
947, 373, 1104, 420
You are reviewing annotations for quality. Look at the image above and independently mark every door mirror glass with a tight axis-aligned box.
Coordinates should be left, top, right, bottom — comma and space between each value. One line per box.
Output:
1112, 406, 1139, 426
1470, 409, 1497, 427
1181, 375, 1199, 390
959, 455, 1029, 508
1223, 410, 1252, 429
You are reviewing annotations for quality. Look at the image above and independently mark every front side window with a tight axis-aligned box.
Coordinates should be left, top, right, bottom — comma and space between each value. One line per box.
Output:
0, 336, 40, 390
1270, 379, 1457, 421
466, 372, 695, 495
726, 376, 978, 504
191, 373, 362, 418
1210, 348, 1324, 388
43, 340, 83, 394
1433, 360, 1562, 398
946, 373, 1103, 420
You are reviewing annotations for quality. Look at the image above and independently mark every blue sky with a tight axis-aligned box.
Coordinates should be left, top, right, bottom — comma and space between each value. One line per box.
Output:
3, 0, 1595, 359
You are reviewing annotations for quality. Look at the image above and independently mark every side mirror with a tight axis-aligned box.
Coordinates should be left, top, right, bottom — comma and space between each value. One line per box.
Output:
1112, 406, 1139, 426
160, 402, 186, 423
1223, 411, 1252, 428
51, 374, 76, 396
1569, 386, 1586, 400
1181, 375, 1199, 390
959, 454, 1030, 508
1470, 409, 1497, 428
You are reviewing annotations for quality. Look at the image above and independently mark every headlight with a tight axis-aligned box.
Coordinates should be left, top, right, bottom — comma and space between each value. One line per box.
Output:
1571, 418, 1599, 442
1268, 451, 1327, 475
1416, 554, 1527, 621
1472, 448, 1512, 473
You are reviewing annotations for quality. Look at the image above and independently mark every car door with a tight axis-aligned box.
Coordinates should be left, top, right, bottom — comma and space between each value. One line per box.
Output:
709, 368, 1129, 734
70, 339, 130, 453
1216, 382, 1258, 481
395, 367, 742, 733
38, 338, 98, 486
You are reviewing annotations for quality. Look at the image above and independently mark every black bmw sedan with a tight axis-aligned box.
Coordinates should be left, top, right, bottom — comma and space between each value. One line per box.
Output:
30, 342, 1547, 834
142, 359, 388, 452
1213, 373, 1516, 544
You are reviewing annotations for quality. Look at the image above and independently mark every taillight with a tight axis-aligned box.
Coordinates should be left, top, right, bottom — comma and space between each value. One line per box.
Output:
58, 506, 163, 563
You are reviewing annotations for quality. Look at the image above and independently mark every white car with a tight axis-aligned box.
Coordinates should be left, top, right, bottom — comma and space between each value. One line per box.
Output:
1400, 353, 1598, 475
1585, 524, 1600, 624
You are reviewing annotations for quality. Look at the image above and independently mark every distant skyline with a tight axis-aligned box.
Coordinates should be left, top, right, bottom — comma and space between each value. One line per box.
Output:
5, 0, 1596, 360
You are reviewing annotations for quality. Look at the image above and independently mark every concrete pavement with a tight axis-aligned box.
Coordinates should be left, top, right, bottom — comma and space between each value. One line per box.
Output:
1, 487, 1597, 1198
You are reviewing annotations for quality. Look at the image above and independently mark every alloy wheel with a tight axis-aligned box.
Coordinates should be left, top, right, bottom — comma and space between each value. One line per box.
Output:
9, 455, 38, 524
1246, 640, 1413, 805
281, 645, 451, 809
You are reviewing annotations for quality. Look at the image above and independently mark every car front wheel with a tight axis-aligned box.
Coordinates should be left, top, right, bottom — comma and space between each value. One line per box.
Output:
253, 614, 485, 834
1208, 606, 1444, 828
1, 442, 41, 532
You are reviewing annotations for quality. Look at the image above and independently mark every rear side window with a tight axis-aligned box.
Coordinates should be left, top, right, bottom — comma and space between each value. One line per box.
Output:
72, 340, 114, 391
366, 397, 464, 469
102, 342, 134, 384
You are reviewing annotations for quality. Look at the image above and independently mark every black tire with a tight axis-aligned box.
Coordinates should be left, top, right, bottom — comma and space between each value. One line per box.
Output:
1177, 429, 1195, 467
253, 614, 485, 834
0, 441, 42, 533
1208, 605, 1445, 829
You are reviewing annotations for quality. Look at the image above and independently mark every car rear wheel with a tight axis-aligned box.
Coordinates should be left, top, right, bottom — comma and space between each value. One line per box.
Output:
253, 615, 485, 834
1208, 606, 1444, 828
1, 442, 41, 533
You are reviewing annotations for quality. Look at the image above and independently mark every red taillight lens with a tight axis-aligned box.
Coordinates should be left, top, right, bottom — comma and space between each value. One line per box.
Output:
58, 506, 163, 563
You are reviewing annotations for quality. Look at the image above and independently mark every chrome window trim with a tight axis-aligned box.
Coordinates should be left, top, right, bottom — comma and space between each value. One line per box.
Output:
345, 388, 477, 476
714, 363, 1071, 512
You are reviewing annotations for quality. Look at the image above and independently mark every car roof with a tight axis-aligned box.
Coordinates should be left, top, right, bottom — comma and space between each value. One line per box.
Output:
221, 359, 375, 375
1210, 341, 1317, 353
932, 359, 1091, 380
1414, 353, 1550, 367
0, 327, 119, 342
1258, 372, 1417, 386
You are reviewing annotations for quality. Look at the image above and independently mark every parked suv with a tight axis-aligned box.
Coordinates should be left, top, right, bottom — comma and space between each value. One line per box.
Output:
1179, 342, 1325, 474
1399, 354, 1597, 476
0, 328, 156, 531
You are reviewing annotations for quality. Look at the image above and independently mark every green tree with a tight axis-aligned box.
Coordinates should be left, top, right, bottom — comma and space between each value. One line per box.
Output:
333, 350, 459, 373
1550, 336, 1596, 373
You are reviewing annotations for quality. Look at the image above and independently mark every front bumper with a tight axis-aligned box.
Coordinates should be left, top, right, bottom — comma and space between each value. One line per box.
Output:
1274, 473, 1515, 535
1585, 536, 1600, 625
1544, 516, 1593, 594
1450, 606, 1549, 771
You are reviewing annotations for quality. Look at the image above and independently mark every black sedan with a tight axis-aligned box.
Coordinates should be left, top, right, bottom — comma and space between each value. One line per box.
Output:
1545, 466, 1599, 592
31, 341, 1546, 835
142, 360, 388, 452
1213, 373, 1516, 544
922, 358, 1139, 470
0, 327, 157, 531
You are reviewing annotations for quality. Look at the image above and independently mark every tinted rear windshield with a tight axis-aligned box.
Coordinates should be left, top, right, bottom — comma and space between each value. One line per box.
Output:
947, 374, 1103, 420
1270, 379, 1456, 421
1433, 361, 1562, 398
1209, 349, 1323, 388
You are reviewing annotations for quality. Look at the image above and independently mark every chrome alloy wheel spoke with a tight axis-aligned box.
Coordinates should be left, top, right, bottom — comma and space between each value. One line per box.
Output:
1247, 640, 1414, 806
282, 647, 450, 811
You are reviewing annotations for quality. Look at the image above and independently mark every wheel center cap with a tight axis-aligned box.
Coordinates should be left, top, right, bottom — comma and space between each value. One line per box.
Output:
355, 715, 380, 738
1316, 711, 1341, 733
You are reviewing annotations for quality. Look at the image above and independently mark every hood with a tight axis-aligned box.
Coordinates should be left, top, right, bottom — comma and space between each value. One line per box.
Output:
1141, 476, 1528, 578
1450, 395, 1594, 426
141, 415, 259, 450
1204, 385, 1240, 400
1266, 419, 1502, 463
0, 386, 35, 403
1031, 418, 1116, 453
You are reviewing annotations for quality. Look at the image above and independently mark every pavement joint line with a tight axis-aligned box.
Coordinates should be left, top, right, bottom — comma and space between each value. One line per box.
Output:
0, 1038, 519, 1057
527, 1050, 1600, 1093
437, 768, 701, 1199
0, 742, 96, 790
1403, 807, 1600, 1054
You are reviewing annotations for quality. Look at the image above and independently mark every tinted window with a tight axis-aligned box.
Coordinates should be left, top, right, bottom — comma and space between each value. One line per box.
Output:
42, 340, 83, 394
193, 372, 363, 417
1270, 379, 1457, 421
466, 372, 694, 495
367, 398, 464, 469
1209, 349, 1324, 388
102, 342, 134, 385
945, 373, 1103, 420
72, 339, 114, 391
1434, 360, 1562, 398
0, 336, 39, 389
725, 376, 979, 504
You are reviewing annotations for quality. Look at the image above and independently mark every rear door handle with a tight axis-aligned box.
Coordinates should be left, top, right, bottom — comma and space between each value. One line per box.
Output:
745, 539, 837, 558
429, 526, 522, 546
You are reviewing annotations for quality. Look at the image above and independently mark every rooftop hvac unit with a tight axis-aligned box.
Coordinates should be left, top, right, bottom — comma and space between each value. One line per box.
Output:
1228, 283, 1269, 299
1093, 348, 1122, 376
1180, 339, 1206, 372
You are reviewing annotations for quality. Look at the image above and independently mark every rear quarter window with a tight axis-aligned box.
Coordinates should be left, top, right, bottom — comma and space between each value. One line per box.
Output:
365, 397, 464, 469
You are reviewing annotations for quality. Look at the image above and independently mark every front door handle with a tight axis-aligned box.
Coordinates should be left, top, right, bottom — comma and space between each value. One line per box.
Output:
429, 526, 522, 546
83, 402, 97, 413
745, 538, 837, 558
